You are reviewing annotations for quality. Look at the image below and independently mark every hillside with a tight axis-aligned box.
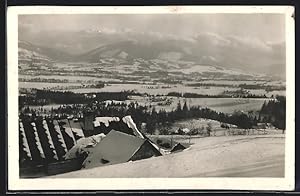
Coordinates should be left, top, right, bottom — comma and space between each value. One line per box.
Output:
76, 40, 193, 62
49, 133, 285, 178
19, 40, 75, 62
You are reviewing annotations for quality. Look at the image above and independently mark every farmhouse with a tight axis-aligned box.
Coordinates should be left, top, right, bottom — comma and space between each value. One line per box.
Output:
19, 115, 162, 177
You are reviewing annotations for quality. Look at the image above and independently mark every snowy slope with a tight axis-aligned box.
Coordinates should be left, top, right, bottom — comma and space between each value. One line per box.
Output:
50, 134, 284, 178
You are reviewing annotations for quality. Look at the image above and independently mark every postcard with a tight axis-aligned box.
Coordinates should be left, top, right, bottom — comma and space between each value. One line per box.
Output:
7, 5, 295, 191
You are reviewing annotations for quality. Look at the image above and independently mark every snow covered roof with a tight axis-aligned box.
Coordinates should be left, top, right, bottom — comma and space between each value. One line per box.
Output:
182, 128, 190, 134
92, 115, 145, 139
64, 133, 106, 160
122, 116, 144, 139
93, 117, 120, 127
19, 115, 161, 172
82, 130, 146, 169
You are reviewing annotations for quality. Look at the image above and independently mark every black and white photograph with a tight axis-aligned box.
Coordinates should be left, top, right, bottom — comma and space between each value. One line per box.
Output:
7, 6, 295, 190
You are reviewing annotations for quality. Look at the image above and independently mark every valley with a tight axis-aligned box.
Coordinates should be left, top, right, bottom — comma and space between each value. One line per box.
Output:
18, 32, 286, 134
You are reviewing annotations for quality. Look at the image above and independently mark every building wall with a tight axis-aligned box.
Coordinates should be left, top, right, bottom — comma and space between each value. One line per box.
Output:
130, 140, 162, 161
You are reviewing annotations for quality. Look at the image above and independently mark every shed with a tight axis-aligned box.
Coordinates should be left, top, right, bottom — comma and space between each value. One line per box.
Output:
149, 136, 188, 153
82, 130, 162, 169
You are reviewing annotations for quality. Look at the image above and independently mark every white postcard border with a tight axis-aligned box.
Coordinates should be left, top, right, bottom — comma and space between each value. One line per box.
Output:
7, 6, 295, 191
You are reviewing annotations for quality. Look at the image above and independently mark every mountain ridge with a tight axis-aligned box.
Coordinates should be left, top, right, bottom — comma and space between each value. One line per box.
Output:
18, 31, 286, 79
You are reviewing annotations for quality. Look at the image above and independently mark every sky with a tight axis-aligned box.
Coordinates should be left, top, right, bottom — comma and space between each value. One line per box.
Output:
19, 14, 285, 43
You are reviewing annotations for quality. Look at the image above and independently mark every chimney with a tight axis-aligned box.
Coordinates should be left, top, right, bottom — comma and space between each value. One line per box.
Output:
84, 112, 94, 132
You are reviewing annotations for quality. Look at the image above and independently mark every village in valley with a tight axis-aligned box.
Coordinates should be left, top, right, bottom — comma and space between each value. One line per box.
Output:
18, 14, 286, 178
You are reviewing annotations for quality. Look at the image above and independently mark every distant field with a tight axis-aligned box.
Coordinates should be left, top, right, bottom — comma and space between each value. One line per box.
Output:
19, 76, 284, 114
19, 81, 285, 96
19, 79, 285, 98
20, 74, 285, 87
185, 79, 285, 86
19, 82, 82, 89
25, 96, 268, 114
127, 97, 269, 113
153, 118, 283, 138
182, 97, 267, 113
28, 104, 82, 111
66, 84, 237, 95
19, 74, 123, 83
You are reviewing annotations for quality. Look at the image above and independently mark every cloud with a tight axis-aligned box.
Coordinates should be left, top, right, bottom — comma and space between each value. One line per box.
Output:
228, 35, 273, 52
197, 32, 231, 46
196, 32, 275, 53
18, 22, 35, 32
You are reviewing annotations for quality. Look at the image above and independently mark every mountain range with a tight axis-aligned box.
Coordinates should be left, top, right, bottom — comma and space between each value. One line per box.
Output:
18, 29, 286, 79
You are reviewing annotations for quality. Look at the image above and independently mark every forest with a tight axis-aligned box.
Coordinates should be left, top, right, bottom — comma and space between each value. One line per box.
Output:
20, 89, 286, 134
19, 89, 141, 107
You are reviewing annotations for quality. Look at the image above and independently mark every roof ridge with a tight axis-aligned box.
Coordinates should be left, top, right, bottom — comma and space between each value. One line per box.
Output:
108, 129, 146, 141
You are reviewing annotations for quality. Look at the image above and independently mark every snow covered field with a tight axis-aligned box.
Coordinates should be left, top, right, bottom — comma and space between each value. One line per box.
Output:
50, 134, 285, 178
